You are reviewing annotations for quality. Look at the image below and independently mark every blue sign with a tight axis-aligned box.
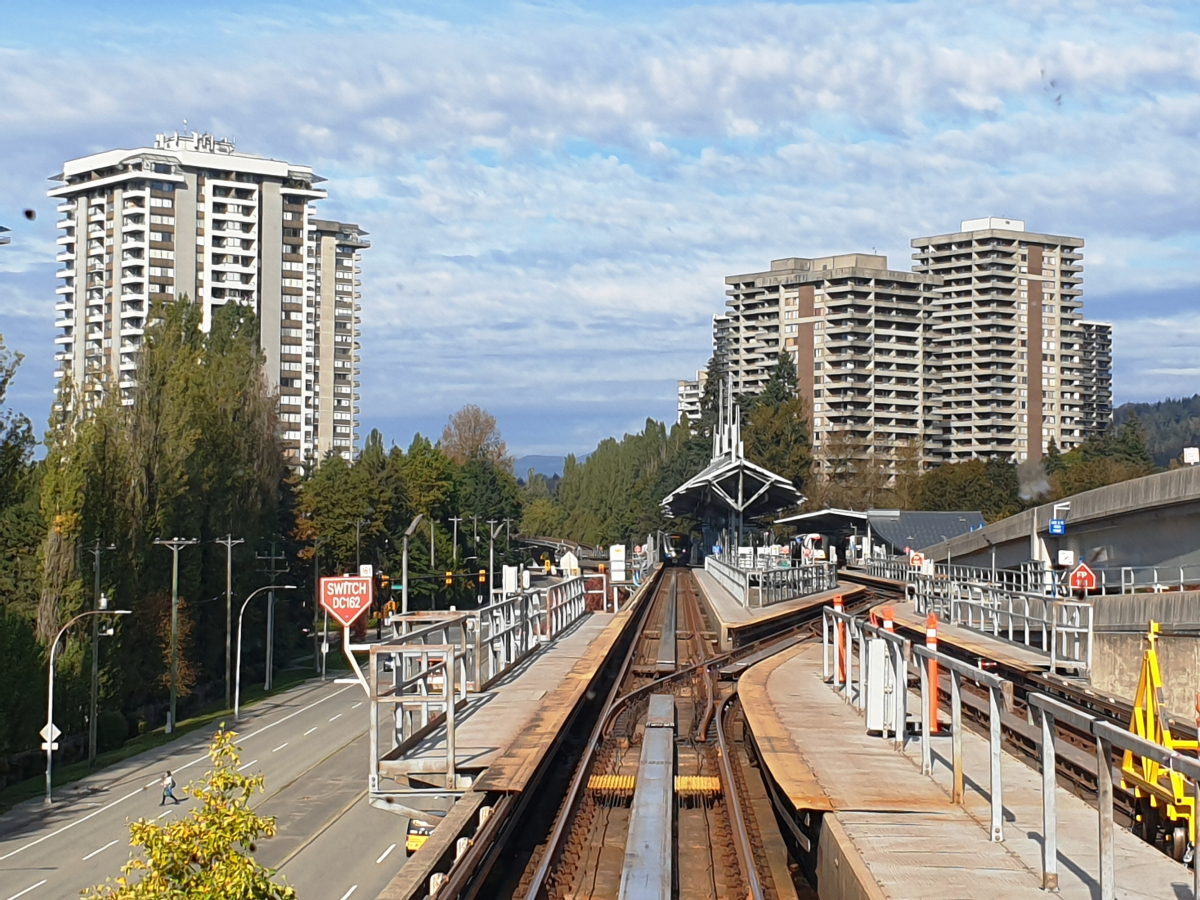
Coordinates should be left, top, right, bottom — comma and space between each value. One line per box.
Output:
1049, 519, 1066, 536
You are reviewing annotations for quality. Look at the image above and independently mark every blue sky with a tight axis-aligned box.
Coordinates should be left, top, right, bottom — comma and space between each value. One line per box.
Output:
3, 1, 1200, 455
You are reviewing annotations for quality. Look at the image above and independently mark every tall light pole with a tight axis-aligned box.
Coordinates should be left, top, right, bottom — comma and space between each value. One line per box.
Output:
348, 514, 371, 570
449, 516, 462, 563
430, 519, 436, 568
46, 605, 130, 804
214, 535, 244, 709
86, 538, 115, 767
310, 537, 327, 677
235, 585, 297, 719
487, 520, 502, 602
402, 513, 424, 615
153, 537, 198, 734
256, 542, 288, 691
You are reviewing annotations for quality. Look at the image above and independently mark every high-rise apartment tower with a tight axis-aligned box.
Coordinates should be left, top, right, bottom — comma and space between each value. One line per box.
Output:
49, 132, 364, 464
724, 254, 942, 473
911, 218, 1104, 463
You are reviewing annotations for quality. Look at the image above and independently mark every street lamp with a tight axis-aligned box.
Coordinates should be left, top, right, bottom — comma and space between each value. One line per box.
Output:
234, 585, 298, 719
86, 538, 115, 768
401, 514, 424, 615
348, 511, 373, 569
46, 605, 131, 805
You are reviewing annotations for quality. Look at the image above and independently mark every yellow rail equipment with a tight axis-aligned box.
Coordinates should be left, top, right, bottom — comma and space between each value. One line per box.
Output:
1120, 620, 1198, 860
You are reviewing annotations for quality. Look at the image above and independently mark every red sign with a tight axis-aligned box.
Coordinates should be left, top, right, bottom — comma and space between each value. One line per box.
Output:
1069, 562, 1097, 592
910, 552, 926, 567
320, 576, 374, 627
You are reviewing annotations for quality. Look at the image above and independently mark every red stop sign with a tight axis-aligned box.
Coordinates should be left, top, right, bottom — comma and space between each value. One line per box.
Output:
320, 576, 374, 627
1069, 563, 1097, 591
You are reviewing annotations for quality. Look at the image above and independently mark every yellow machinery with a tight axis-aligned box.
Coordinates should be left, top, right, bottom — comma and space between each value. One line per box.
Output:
1120, 620, 1198, 860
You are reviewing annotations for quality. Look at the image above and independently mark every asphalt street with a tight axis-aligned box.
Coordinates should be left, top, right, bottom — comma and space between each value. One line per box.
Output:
0, 677, 410, 900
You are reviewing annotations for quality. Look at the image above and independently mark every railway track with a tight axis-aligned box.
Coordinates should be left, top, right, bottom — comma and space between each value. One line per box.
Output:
435, 565, 855, 900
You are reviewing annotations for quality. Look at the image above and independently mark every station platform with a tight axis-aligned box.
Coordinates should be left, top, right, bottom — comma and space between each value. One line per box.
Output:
879, 596, 1053, 674
693, 566, 864, 649
388, 612, 617, 786
740, 641, 1190, 900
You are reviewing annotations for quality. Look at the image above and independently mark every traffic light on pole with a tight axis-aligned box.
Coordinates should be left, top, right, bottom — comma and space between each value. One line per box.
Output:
445, 571, 453, 586
380, 573, 391, 592
478, 569, 486, 584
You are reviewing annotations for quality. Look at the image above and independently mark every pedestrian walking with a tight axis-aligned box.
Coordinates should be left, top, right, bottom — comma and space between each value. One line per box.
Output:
160, 770, 179, 805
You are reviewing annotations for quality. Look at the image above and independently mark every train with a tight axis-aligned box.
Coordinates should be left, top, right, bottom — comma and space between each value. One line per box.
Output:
662, 532, 691, 567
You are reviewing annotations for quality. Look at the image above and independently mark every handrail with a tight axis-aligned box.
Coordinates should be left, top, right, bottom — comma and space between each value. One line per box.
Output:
1027, 692, 1200, 898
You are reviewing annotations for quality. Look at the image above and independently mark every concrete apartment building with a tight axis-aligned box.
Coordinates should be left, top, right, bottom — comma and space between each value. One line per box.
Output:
724, 254, 942, 472
49, 131, 364, 464
912, 217, 1110, 463
677, 369, 706, 423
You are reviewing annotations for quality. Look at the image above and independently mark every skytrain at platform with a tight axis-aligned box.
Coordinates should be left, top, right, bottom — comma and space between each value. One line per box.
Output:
661, 532, 691, 566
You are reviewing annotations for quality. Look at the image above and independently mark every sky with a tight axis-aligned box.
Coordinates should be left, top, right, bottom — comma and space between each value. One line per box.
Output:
2, 0, 1200, 457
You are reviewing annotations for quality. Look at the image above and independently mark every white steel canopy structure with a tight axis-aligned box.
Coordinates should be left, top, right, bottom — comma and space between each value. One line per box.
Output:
661, 378, 803, 530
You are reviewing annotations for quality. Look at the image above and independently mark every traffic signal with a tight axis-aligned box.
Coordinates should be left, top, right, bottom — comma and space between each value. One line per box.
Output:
445, 571, 454, 586
478, 569, 486, 584
380, 573, 391, 592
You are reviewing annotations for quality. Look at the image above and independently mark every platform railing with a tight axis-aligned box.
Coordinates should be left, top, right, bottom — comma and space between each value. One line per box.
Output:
866, 557, 916, 581
821, 605, 1014, 841
708, 555, 835, 608
1048, 563, 1200, 596
909, 576, 1093, 675
1028, 692, 1200, 899
704, 555, 750, 604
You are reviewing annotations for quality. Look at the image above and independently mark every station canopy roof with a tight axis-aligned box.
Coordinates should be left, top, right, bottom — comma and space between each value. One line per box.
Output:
774, 508, 985, 552
660, 380, 803, 520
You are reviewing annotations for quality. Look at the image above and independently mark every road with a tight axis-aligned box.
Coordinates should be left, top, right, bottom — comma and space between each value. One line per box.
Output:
0, 678, 410, 900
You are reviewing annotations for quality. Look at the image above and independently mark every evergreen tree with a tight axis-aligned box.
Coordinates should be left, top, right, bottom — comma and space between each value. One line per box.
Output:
754, 351, 799, 411
1044, 437, 1065, 474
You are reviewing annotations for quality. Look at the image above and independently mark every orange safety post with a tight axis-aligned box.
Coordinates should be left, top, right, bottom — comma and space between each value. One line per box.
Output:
882, 606, 895, 633
833, 593, 846, 683
926, 612, 939, 734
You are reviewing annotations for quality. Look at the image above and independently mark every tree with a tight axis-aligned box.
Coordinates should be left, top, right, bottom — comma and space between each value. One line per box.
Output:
891, 438, 925, 509
1044, 437, 1065, 475
749, 351, 799, 412
440, 405, 511, 470
743, 396, 811, 492
84, 727, 294, 899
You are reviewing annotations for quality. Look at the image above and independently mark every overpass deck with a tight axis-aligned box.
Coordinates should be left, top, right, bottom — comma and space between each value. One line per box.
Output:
740, 641, 1190, 899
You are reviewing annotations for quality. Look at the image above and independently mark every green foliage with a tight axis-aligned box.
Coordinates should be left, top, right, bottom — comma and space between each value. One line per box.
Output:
745, 351, 798, 413
742, 396, 811, 492
84, 727, 294, 900
97, 710, 129, 753
1114, 394, 1200, 467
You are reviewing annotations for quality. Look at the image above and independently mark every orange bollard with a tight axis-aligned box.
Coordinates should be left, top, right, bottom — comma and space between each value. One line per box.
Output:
882, 606, 895, 633
833, 593, 846, 683
926, 612, 939, 734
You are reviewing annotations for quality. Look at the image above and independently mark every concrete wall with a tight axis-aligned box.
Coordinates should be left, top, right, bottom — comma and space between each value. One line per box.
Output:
816, 814, 889, 900
1089, 592, 1200, 716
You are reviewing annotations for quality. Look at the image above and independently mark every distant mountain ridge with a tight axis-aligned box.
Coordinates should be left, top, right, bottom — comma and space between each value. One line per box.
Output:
515, 454, 570, 478
1115, 394, 1200, 467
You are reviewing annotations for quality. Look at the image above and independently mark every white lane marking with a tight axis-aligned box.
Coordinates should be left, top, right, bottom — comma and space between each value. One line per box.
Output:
376, 843, 396, 864
351, 701, 363, 709
82, 839, 120, 860
329, 713, 342, 722
156, 809, 174, 819
338, 887, 357, 900
303, 727, 317, 736
0, 785, 141, 861
5, 880, 47, 900
0, 684, 353, 863
272, 742, 288, 752
237, 759, 259, 772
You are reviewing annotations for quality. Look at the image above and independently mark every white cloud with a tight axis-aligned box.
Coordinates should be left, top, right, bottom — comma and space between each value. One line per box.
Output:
2, 1, 1200, 451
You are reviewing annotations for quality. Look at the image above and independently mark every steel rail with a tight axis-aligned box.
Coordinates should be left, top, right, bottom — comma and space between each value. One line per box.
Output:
716, 689, 766, 900
519, 569, 677, 900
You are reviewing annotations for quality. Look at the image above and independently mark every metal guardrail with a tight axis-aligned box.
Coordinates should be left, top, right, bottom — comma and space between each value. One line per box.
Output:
821, 606, 1014, 842
908, 576, 1093, 675
706, 556, 836, 608
1028, 692, 1200, 899
368, 576, 590, 812
1049, 563, 1200, 596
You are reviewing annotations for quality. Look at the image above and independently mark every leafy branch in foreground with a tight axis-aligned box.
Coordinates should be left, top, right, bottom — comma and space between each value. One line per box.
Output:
84, 727, 293, 900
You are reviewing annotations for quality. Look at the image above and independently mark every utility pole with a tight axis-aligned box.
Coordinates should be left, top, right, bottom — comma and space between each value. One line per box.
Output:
402, 514, 424, 615
503, 518, 513, 561
449, 516, 462, 563
153, 537, 199, 733
430, 519, 436, 568
86, 538, 115, 767
214, 535, 244, 709
349, 513, 371, 570
310, 537, 327, 677
256, 542, 288, 691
